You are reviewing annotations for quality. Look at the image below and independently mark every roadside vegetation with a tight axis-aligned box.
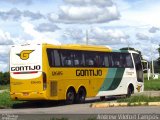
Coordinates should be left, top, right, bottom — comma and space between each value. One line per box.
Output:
144, 79, 160, 91
0, 72, 10, 90
117, 95, 160, 104
0, 84, 9, 90
0, 91, 24, 108
0, 72, 10, 85
144, 74, 160, 91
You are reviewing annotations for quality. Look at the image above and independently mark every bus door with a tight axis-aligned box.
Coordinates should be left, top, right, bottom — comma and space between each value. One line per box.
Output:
132, 54, 143, 82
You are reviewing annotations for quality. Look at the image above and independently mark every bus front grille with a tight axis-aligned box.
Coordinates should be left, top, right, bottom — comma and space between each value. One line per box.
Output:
50, 81, 57, 96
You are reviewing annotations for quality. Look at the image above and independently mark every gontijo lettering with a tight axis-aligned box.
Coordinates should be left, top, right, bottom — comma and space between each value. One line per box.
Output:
11, 65, 41, 71
76, 69, 102, 76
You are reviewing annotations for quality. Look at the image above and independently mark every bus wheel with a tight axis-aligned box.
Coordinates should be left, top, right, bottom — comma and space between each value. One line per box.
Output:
100, 96, 106, 101
126, 86, 132, 97
76, 87, 86, 103
66, 88, 76, 105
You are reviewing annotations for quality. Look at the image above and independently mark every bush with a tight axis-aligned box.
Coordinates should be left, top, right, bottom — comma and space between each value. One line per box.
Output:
0, 72, 10, 85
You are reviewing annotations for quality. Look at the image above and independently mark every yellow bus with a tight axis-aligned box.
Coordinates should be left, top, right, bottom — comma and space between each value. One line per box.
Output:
10, 43, 144, 104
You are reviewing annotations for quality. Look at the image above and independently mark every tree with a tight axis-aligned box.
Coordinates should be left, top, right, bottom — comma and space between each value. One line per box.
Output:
0, 72, 10, 85
120, 47, 135, 51
3, 72, 10, 84
157, 44, 160, 65
0, 72, 3, 85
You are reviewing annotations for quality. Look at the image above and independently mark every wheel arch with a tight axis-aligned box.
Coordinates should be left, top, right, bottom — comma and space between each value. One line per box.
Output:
78, 85, 87, 96
65, 86, 76, 99
128, 83, 134, 94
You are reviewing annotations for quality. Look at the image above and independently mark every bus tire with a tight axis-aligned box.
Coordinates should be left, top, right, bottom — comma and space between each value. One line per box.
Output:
65, 87, 76, 105
100, 96, 106, 101
126, 84, 134, 97
76, 87, 86, 104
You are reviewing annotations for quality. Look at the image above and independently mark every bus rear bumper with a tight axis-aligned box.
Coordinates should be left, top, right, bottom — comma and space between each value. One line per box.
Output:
10, 91, 47, 100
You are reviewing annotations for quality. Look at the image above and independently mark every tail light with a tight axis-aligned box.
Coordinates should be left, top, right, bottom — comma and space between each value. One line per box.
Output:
13, 71, 38, 74
43, 72, 47, 90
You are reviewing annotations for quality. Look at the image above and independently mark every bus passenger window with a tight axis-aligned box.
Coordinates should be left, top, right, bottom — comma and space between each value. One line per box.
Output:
54, 50, 61, 67
61, 50, 73, 67
110, 53, 123, 68
113, 53, 121, 67
84, 52, 96, 67
125, 54, 133, 68
73, 51, 83, 67
64, 59, 72, 66
99, 53, 109, 67
74, 59, 79, 66
88, 59, 94, 66
103, 54, 109, 67
47, 49, 55, 67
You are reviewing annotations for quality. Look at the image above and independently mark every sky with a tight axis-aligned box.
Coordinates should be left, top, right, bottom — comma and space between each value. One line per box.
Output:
0, 0, 160, 72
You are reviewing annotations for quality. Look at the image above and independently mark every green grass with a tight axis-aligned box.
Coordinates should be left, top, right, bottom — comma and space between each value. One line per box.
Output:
0, 84, 10, 90
117, 95, 160, 104
143, 73, 160, 90
144, 79, 160, 91
0, 91, 24, 108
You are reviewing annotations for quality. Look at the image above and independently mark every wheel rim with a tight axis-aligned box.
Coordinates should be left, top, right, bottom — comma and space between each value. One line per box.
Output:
79, 89, 86, 102
80, 93, 85, 101
67, 91, 74, 103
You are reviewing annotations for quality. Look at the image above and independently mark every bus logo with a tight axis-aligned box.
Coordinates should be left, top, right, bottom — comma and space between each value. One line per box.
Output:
16, 50, 34, 60
136, 85, 142, 92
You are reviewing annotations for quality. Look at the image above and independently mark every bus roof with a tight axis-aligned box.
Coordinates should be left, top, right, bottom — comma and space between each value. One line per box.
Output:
43, 43, 112, 52
12, 43, 139, 54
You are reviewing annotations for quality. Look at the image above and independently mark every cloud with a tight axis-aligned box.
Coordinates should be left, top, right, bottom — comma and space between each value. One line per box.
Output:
64, 28, 84, 39
23, 10, 44, 20
0, 8, 44, 21
64, 0, 113, 7
0, 30, 14, 45
136, 33, 150, 40
0, 54, 8, 64
0, 45, 10, 72
1, 0, 32, 5
21, 22, 61, 45
35, 23, 60, 32
149, 27, 159, 33
48, 0, 120, 24
64, 27, 129, 45
89, 27, 129, 45
0, 63, 8, 72
0, 8, 21, 21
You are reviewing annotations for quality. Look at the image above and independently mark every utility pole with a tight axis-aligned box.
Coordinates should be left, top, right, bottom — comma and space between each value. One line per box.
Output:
127, 41, 130, 50
126, 39, 130, 50
86, 29, 88, 45
151, 46, 155, 78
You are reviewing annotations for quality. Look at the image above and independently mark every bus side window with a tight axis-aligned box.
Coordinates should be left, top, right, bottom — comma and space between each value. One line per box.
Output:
47, 49, 55, 67
104, 54, 109, 67
109, 53, 114, 67
125, 54, 133, 68
120, 53, 126, 67
60, 50, 73, 67
110, 53, 118, 67
73, 51, 83, 67
84, 52, 95, 67
98, 53, 109, 67
54, 50, 61, 67
47, 49, 61, 67
110, 53, 122, 68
